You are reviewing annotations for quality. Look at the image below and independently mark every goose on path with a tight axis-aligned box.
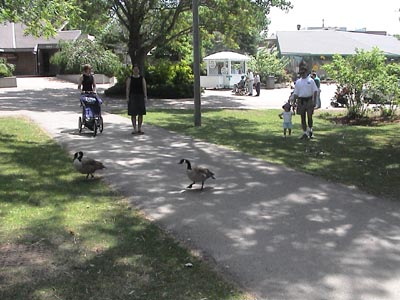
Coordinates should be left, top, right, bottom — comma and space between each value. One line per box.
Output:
178, 159, 215, 190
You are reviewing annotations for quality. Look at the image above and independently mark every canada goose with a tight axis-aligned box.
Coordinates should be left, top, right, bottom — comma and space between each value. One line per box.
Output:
73, 151, 105, 179
178, 159, 215, 190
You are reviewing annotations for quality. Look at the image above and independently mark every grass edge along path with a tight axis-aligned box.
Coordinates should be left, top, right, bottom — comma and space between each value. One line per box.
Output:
140, 108, 399, 201
0, 116, 253, 300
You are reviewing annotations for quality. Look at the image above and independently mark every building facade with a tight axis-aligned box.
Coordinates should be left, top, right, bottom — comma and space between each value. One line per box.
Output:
0, 22, 83, 76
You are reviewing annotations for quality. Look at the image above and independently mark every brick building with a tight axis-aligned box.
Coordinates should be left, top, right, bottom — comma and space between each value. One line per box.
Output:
0, 22, 84, 76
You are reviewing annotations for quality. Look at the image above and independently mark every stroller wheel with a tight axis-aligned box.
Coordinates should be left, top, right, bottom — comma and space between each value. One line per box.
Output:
93, 120, 98, 137
78, 117, 83, 133
99, 116, 104, 133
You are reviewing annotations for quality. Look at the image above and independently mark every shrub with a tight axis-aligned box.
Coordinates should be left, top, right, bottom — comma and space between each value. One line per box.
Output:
148, 83, 193, 99
0, 58, 15, 77
146, 60, 175, 86
116, 64, 133, 85
104, 64, 131, 97
324, 48, 400, 119
50, 39, 122, 77
104, 83, 125, 97
248, 49, 290, 83
146, 60, 193, 98
105, 60, 194, 99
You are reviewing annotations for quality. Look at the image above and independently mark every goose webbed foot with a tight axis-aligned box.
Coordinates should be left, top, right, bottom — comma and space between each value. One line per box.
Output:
187, 182, 194, 189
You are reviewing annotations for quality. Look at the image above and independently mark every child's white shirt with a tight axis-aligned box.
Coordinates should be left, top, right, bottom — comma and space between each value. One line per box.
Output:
282, 111, 293, 123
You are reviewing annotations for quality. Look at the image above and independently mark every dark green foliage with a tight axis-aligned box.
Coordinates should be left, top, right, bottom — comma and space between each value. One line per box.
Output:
146, 60, 193, 86
104, 83, 125, 96
106, 60, 194, 99
50, 39, 122, 77
148, 83, 194, 99
147, 60, 194, 98
0, 58, 15, 77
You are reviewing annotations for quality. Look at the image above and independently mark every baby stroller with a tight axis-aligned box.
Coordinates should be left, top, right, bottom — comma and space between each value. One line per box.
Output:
78, 92, 103, 137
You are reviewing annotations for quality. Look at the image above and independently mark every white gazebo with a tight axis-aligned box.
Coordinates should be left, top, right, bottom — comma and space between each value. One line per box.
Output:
200, 51, 251, 89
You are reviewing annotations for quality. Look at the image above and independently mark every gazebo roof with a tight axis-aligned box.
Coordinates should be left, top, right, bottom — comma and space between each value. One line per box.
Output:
203, 51, 251, 61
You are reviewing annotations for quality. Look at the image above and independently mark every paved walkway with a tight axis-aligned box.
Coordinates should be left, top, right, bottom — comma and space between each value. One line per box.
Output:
105, 80, 338, 111
1, 78, 399, 300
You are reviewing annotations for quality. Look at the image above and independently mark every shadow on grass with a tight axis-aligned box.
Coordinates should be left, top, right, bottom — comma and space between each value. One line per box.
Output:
0, 126, 247, 300
1, 210, 241, 300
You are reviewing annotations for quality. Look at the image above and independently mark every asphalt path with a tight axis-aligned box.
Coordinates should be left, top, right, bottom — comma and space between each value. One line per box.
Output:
1, 77, 399, 300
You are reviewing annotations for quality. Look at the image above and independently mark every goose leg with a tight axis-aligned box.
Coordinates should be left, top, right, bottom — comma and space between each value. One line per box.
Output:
201, 181, 204, 190
187, 182, 194, 189
86, 173, 90, 179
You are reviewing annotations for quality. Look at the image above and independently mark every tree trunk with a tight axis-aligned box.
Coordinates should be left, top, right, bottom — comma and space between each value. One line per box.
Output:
128, 49, 147, 75
127, 27, 149, 75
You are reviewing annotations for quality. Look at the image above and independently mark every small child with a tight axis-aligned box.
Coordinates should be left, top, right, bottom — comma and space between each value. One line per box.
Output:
278, 102, 295, 138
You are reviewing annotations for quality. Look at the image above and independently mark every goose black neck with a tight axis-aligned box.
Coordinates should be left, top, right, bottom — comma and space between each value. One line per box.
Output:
78, 152, 84, 161
185, 159, 192, 170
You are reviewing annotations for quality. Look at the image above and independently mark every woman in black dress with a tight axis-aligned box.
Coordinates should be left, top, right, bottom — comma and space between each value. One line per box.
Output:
78, 64, 96, 92
126, 65, 147, 134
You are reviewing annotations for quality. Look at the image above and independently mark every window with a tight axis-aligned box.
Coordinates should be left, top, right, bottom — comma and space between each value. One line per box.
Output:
231, 61, 244, 74
208, 61, 227, 75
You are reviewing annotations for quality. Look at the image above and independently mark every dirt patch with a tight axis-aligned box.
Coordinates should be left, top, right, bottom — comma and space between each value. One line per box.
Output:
329, 115, 400, 126
0, 242, 53, 267
0, 242, 58, 293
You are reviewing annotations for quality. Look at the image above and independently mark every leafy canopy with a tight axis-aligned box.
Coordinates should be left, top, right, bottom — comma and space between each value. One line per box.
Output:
108, 0, 292, 66
0, 0, 79, 37
1, 0, 293, 66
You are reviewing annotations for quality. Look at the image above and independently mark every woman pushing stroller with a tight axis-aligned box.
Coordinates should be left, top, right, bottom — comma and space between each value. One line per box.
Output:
78, 64, 96, 93
77, 64, 103, 136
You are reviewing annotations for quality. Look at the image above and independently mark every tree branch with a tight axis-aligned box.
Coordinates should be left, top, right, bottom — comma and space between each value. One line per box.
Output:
111, 0, 130, 29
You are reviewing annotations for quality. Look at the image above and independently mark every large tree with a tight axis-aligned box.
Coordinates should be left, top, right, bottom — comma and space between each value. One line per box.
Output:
109, 0, 292, 68
1, 0, 292, 67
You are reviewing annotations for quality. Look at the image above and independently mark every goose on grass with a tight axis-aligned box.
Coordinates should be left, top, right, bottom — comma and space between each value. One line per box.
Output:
73, 151, 105, 179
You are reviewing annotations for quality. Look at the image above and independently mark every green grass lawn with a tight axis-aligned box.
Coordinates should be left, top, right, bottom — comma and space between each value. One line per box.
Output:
139, 108, 399, 200
0, 117, 252, 300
